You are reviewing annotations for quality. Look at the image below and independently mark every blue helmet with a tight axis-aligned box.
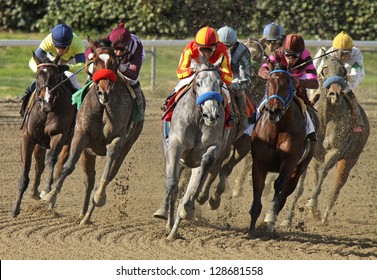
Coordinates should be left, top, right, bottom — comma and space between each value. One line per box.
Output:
262, 22, 283, 40
52, 24, 73, 48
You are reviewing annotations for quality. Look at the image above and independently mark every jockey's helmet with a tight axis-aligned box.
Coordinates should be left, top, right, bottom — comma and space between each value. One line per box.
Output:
282, 34, 305, 54
263, 22, 283, 41
109, 23, 132, 46
217, 26, 237, 47
332, 31, 353, 50
52, 24, 73, 48
195, 26, 219, 47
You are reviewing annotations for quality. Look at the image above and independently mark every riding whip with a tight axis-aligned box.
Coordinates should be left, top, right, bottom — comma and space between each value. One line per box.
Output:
290, 49, 338, 70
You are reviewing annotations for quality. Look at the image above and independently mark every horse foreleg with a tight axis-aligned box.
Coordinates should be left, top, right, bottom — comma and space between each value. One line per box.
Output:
321, 159, 352, 225
41, 134, 67, 199
11, 135, 35, 217
197, 161, 221, 206
42, 133, 89, 206
80, 150, 96, 218
154, 139, 183, 221
281, 170, 307, 227
307, 150, 339, 220
233, 155, 251, 197
30, 145, 46, 199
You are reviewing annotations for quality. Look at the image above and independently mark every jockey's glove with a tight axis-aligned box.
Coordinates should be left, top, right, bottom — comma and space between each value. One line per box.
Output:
58, 65, 70, 73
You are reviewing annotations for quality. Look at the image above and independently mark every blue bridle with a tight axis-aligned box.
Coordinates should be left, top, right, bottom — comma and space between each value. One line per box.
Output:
265, 69, 294, 110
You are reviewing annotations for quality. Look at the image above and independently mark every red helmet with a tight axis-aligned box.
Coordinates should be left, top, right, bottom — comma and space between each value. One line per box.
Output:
109, 23, 131, 46
282, 34, 305, 53
195, 26, 219, 47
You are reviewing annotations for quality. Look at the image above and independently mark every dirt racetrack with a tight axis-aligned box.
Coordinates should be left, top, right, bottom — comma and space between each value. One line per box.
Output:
0, 96, 376, 260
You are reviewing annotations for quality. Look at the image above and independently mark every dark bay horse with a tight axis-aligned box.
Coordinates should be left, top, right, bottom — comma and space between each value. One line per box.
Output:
248, 68, 317, 238
11, 53, 77, 217
281, 56, 370, 226
153, 57, 226, 241
42, 36, 145, 224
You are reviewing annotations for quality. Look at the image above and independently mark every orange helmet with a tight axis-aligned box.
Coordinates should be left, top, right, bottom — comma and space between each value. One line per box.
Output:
195, 26, 219, 47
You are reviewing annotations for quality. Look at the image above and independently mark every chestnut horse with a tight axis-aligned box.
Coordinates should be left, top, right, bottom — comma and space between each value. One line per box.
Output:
281, 56, 370, 226
248, 67, 317, 238
42, 37, 145, 224
11, 53, 77, 217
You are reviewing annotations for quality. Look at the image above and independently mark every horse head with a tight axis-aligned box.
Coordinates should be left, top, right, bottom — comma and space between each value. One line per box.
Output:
191, 56, 223, 127
265, 65, 294, 123
87, 35, 118, 104
33, 52, 65, 112
319, 56, 348, 105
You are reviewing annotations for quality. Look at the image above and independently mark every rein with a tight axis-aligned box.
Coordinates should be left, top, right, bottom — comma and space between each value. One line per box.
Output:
265, 69, 294, 110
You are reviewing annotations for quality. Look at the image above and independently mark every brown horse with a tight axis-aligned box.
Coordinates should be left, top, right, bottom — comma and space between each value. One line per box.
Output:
42, 37, 145, 224
281, 56, 370, 226
248, 67, 317, 238
11, 53, 77, 217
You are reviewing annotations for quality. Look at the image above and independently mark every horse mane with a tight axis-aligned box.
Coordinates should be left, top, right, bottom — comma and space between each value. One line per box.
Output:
273, 63, 287, 71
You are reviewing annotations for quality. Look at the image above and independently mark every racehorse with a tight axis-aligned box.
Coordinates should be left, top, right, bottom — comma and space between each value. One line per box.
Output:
11, 53, 77, 217
281, 56, 370, 226
153, 56, 225, 241
248, 66, 317, 238
42, 36, 145, 224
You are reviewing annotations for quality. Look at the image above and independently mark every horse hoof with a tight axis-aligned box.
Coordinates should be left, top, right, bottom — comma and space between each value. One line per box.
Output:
196, 193, 209, 205
264, 212, 276, 223
306, 199, 317, 208
30, 192, 40, 200
280, 219, 292, 228
179, 203, 195, 220
209, 196, 221, 210
93, 192, 106, 207
166, 232, 177, 242
10, 209, 19, 218
41, 192, 56, 204
153, 208, 168, 220
39, 190, 48, 199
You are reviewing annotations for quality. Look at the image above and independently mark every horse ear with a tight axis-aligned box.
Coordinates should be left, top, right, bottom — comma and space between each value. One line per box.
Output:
190, 58, 201, 72
53, 54, 61, 65
212, 55, 223, 68
87, 35, 97, 51
32, 51, 42, 65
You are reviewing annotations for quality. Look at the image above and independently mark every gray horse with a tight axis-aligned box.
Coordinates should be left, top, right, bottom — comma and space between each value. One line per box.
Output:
154, 57, 226, 241
41, 37, 145, 224
281, 56, 370, 226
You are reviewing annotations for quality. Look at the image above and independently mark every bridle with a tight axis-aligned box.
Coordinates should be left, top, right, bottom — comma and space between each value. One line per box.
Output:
265, 69, 294, 111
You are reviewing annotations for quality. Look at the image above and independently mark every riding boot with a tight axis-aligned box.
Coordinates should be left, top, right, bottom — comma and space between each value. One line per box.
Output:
235, 90, 249, 129
161, 90, 175, 111
19, 80, 36, 117
344, 88, 364, 132
296, 86, 313, 109
132, 83, 145, 121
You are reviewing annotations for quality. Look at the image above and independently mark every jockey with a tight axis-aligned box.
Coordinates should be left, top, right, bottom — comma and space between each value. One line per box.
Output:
161, 26, 234, 125
19, 23, 86, 117
316, 31, 365, 132
259, 22, 285, 60
218, 25, 252, 129
85, 22, 146, 120
258, 34, 319, 142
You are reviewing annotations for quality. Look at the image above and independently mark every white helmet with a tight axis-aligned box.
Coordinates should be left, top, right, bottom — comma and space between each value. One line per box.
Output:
217, 26, 237, 47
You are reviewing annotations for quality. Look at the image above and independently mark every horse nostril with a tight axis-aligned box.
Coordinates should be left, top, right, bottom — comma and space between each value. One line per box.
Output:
203, 114, 208, 118
216, 114, 220, 119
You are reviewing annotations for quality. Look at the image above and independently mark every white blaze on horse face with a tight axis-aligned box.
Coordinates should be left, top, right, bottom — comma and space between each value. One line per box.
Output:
44, 87, 51, 103
99, 54, 110, 67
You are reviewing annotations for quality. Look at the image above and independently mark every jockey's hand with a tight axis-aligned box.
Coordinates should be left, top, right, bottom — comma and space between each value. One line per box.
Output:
230, 81, 241, 91
118, 63, 129, 73
292, 77, 301, 88
188, 68, 195, 76
58, 65, 70, 73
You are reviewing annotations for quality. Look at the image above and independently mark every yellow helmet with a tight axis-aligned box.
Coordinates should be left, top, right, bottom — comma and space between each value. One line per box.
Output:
332, 31, 353, 50
195, 26, 219, 47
